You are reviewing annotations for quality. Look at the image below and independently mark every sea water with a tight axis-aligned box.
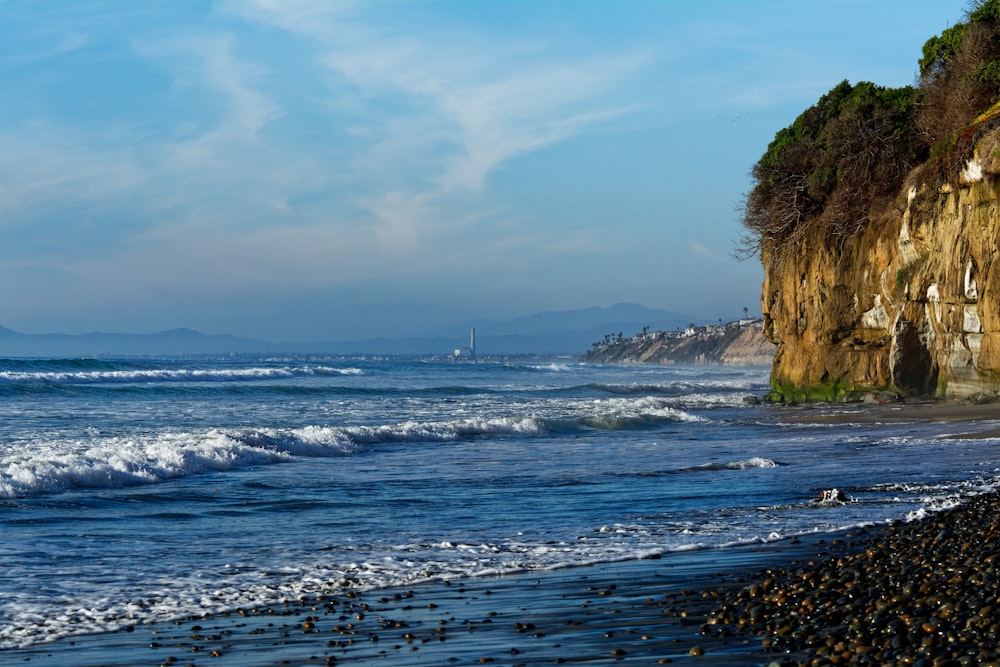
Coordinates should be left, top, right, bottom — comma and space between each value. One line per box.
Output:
2, 357, 1000, 649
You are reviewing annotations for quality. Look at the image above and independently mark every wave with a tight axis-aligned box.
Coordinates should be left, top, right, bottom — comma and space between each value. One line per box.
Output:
500, 362, 576, 372
0, 399, 706, 499
0, 365, 363, 387
0, 416, 547, 499
568, 410, 701, 430
584, 377, 765, 396
679, 457, 780, 473
0, 430, 321, 498
234, 417, 546, 453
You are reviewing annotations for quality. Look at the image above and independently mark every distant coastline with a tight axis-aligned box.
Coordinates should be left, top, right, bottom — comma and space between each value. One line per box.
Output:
580, 318, 775, 366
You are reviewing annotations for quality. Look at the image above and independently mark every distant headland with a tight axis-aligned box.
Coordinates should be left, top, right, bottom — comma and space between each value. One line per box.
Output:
580, 318, 774, 366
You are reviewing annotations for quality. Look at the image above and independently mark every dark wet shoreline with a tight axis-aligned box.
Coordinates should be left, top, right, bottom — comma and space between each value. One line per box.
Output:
10, 487, 1000, 666
4, 528, 882, 666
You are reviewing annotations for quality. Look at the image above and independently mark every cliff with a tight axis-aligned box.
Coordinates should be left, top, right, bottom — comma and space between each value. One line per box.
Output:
581, 323, 774, 366
762, 127, 1000, 402
747, 1, 1000, 402
719, 326, 778, 366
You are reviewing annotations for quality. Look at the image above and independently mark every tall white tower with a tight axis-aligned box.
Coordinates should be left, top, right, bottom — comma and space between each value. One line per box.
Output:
469, 327, 476, 360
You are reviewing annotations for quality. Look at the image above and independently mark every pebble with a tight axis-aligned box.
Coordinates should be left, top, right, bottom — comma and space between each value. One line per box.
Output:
706, 492, 1000, 666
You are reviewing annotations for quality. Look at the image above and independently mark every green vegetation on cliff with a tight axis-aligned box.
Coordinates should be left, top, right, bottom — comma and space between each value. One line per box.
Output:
741, 81, 924, 257
745, 1, 1000, 404
740, 0, 1000, 258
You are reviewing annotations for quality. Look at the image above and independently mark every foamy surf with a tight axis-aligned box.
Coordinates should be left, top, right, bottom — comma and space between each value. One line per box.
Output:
680, 457, 780, 473
5, 358, 1000, 654
0, 365, 362, 386
0, 416, 554, 498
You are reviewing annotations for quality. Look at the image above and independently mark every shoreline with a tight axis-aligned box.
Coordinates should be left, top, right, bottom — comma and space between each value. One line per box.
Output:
7, 402, 1000, 666
770, 397, 1000, 438
10, 494, 1000, 666
4, 528, 883, 666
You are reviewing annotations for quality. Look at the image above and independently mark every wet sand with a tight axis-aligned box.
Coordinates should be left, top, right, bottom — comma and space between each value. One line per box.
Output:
776, 397, 1000, 435
4, 531, 878, 666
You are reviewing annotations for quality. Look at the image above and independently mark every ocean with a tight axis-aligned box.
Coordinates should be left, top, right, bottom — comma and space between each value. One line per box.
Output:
2, 356, 1000, 652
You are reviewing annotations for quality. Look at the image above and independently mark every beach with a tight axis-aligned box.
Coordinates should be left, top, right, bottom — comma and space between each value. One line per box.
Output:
5, 526, 880, 666
4, 360, 1000, 666
10, 484, 1000, 667
780, 398, 1000, 433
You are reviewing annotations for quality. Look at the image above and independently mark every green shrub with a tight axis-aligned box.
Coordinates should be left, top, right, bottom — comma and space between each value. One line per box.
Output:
741, 0, 1000, 258
741, 81, 924, 257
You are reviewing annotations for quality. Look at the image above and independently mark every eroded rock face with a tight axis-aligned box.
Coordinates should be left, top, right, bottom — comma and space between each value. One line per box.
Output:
762, 147, 1000, 401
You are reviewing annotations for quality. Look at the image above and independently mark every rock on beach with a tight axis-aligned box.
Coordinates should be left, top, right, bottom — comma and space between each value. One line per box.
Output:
707, 492, 1000, 666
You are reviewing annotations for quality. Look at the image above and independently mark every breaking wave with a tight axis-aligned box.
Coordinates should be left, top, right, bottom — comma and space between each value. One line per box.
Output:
0, 416, 547, 499
680, 457, 780, 473
0, 365, 363, 386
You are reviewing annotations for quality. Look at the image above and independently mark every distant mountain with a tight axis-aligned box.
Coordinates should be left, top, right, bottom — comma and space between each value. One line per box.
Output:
305, 304, 696, 355
0, 326, 270, 357
0, 304, 704, 357
444, 303, 691, 338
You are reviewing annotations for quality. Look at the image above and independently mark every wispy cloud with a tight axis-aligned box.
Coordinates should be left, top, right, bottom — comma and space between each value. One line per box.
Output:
133, 32, 282, 167
223, 0, 648, 254
2, 0, 650, 300
11, 32, 91, 63
689, 241, 724, 262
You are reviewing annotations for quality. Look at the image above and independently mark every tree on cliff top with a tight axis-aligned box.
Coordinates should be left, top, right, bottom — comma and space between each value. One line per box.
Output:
739, 81, 924, 257
918, 0, 1000, 145
739, 0, 1000, 259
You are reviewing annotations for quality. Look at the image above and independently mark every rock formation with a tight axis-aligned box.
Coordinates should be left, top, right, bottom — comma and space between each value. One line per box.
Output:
748, 1, 1000, 402
762, 130, 1000, 402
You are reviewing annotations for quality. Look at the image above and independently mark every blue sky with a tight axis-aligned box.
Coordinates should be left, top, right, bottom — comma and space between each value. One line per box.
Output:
0, 0, 966, 342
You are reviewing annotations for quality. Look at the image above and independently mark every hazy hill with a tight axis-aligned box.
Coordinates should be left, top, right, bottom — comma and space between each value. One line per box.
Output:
0, 303, 701, 357
0, 325, 269, 357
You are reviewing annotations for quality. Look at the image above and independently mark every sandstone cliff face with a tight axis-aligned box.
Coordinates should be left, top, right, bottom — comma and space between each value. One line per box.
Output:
581, 325, 774, 366
763, 130, 1000, 401
718, 326, 776, 367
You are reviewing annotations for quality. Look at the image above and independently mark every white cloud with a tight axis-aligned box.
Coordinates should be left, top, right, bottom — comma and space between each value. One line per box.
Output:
223, 0, 648, 252
689, 241, 724, 262
11, 32, 91, 63
132, 32, 282, 164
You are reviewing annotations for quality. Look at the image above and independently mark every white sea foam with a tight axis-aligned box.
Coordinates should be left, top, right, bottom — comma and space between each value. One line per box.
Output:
577, 396, 706, 427
683, 457, 780, 473
0, 365, 362, 385
728, 456, 779, 469
671, 392, 760, 408
0, 416, 548, 498
0, 518, 868, 650
0, 431, 300, 498
338, 416, 546, 444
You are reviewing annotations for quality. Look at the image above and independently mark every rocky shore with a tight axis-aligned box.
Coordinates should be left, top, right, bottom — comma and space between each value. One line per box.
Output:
11, 491, 1000, 666
708, 492, 1000, 667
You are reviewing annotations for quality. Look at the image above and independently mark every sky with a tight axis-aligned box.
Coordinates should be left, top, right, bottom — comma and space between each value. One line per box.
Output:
0, 0, 969, 342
